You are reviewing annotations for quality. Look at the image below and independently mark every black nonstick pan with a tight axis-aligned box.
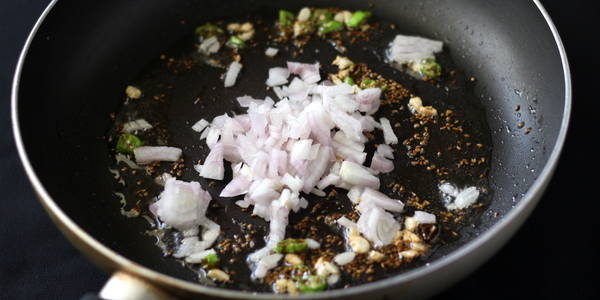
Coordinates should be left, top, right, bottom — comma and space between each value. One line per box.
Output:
12, 0, 570, 299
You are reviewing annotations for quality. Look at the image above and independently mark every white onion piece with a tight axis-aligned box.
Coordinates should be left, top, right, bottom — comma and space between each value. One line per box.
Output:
281, 173, 303, 192
199, 36, 220, 55
302, 146, 333, 193
305, 238, 321, 249
359, 188, 404, 212
339, 161, 380, 189
154, 178, 211, 231
236, 95, 264, 108
388, 35, 443, 65
370, 152, 394, 174
199, 143, 224, 180
446, 187, 479, 210
357, 206, 399, 247
220, 175, 251, 197
122, 119, 153, 133
200, 218, 221, 247
287, 61, 321, 84
266, 67, 290, 87
347, 186, 363, 204
356, 88, 381, 115
185, 248, 216, 264
115, 153, 143, 170
311, 188, 326, 197
334, 252, 356, 266
265, 47, 279, 57
191, 119, 209, 133
134, 146, 182, 164
376, 144, 394, 159
254, 253, 283, 279
224, 61, 242, 88
336, 216, 357, 229
290, 139, 313, 161
413, 211, 436, 224
439, 182, 459, 197
380, 118, 398, 145
317, 174, 340, 190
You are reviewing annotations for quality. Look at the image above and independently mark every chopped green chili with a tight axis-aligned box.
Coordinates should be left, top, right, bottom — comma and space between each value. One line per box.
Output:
343, 76, 355, 85
359, 78, 377, 89
347, 10, 372, 28
319, 20, 344, 34
298, 275, 327, 293
195, 23, 224, 38
275, 239, 308, 254
418, 58, 442, 79
116, 133, 143, 154
279, 10, 295, 26
202, 253, 220, 268
226, 35, 246, 49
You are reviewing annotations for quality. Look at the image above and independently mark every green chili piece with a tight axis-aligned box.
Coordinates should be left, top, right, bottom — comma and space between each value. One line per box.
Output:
275, 238, 309, 254
226, 35, 246, 49
116, 133, 143, 154
360, 78, 377, 89
347, 10, 372, 28
312, 9, 333, 25
298, 275, 327, 293
279, 10, 295, 26
195, 23, 224, 38
319, 20, 344, 34
202, 253, 220, 268
419, 58, 442, 79
343, 76, 355, 85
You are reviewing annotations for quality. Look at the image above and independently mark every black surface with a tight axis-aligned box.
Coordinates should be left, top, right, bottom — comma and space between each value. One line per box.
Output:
0, 1, 597, 299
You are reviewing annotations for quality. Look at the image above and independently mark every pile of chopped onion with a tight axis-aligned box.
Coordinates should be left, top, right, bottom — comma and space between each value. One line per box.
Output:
190, 61, 410, 278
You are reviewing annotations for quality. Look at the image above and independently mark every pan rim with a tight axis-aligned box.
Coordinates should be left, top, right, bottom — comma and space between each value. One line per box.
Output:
11, 0, 571, 298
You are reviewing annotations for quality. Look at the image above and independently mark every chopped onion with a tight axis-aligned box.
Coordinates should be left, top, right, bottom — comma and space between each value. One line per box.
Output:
446, 186, 479, 210
334, 251, 356, 266
185, 248, 216, 264
336, 216, 357, 229
380, 118, 398, 145
199, 36, 220, 55
134, 146, 182, 164
388, 35, 443, 65
413, 211, 436, 224
265, 47, 279, 57
266, 67, 290, 86
115, 153, 143, 170
122, 119, 153, 133
191, 119, 209, 133
154, 178, 211, 231
339, 161, 380, 189
356, 88, 381, 115
305, 238, 321, 249
254, 254, 283, 278
359, 188, 404, 213
224, 61, 242, 88
287, 61, 321, 84
357, 206, 399, 247
199, 143, 224, 180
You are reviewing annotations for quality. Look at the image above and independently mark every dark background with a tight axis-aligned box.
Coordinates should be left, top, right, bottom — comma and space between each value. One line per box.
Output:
0, 1, 597, 299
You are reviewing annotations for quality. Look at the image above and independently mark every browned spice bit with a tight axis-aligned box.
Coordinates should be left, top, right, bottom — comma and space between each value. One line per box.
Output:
514, 105, 521, 111
524, 127, 532, 135
517, 121, 525, 128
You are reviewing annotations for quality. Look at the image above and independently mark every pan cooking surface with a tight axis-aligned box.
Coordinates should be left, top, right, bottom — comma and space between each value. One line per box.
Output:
106, 10, 493, 292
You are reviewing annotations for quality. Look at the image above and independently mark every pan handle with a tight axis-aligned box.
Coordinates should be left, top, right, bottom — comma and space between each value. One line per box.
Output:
88, 271, 177, 300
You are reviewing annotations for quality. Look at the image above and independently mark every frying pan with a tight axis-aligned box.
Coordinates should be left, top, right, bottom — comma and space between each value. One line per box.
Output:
11, 0, 570, 299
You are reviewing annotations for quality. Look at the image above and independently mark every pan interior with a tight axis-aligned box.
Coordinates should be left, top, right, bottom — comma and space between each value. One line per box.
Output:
16, 0, 566, 289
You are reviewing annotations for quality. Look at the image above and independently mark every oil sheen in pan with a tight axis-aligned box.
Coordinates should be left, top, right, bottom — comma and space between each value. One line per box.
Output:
107, 13, 492, 292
